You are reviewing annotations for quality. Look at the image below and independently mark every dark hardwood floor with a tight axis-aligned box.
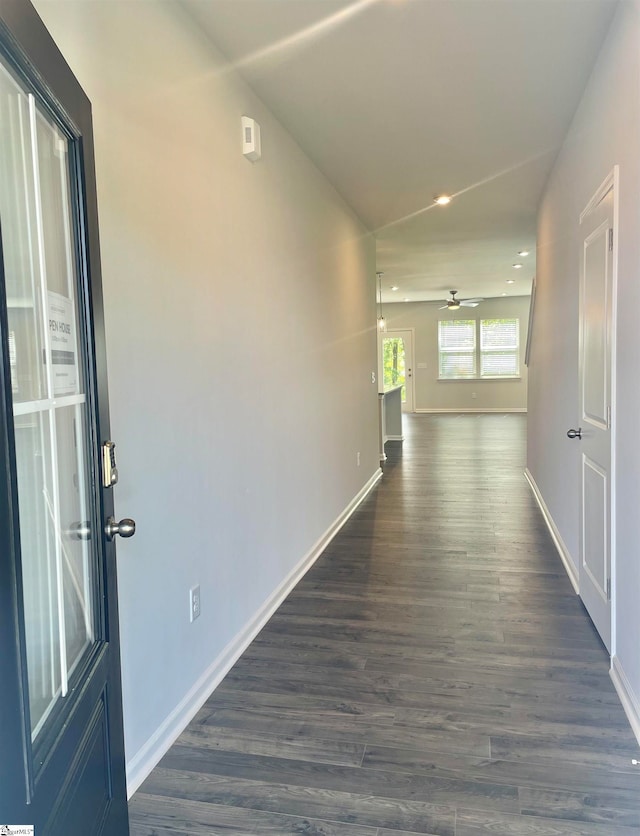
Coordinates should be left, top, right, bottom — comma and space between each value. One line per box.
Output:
129, 414, 640, 835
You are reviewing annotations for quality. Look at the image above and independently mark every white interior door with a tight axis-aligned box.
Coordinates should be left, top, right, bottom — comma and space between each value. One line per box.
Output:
382, 329, 414, 412
576, 177, 615, 652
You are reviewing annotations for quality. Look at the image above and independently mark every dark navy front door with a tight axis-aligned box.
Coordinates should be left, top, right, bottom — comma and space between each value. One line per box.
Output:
0, 3, 129, 833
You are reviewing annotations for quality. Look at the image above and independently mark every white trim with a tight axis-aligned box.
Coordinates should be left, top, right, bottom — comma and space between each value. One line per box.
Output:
415, 408, 527, 414
579, 167, 617, 223
125, 467, 383, 797
610, 167, 619, 655
385, 434, 404, 442
610, 655, 640, 748
524, 468, 579, 594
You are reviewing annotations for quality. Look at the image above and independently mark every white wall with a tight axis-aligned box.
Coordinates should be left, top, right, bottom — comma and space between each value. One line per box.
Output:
382, 295, 530, 411
33, 0, 379, 788
529, 0, 640, 733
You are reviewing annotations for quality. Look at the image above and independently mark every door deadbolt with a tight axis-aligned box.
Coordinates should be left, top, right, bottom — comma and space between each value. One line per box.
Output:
102, 441, 119, 488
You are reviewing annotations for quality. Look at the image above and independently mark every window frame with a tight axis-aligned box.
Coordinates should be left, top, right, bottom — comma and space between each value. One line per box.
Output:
438, 317, 521, 381
437, 319, 477, 380
479, 318, 520, 378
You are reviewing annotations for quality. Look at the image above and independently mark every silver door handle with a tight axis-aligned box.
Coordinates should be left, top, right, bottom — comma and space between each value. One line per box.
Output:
105, 516, 136, 540
69, 521, 92, 541
567, 428, 582, 439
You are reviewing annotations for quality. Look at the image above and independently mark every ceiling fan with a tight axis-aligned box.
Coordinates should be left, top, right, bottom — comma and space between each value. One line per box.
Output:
439, 290, 484, 310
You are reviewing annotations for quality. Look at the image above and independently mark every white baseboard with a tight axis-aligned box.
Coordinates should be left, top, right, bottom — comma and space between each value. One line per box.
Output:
385, 434, 404, 442
611, 655, 640, 749
524, 468, 579, 594
415, 407, 527, 413
125, 467, 383, 797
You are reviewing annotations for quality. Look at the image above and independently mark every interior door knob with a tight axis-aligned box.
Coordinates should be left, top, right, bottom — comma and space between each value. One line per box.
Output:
567, 428, 582, 439
105, 516, 136, 540
68, 521, 91, 541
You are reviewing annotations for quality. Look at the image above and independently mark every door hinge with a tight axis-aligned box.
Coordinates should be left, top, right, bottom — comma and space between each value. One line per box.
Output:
609, 228, 614, 251
606, 577, 611, 600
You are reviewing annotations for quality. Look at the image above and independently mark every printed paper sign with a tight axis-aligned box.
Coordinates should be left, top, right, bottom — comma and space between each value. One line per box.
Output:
46, 290, 78, 396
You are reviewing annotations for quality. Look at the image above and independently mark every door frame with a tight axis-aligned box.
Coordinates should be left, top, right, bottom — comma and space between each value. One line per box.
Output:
380, 327, 416, 412
578, 165, 618, 656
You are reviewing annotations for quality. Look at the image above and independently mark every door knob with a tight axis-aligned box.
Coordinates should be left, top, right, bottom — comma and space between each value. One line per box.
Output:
105, 516, 136, 540
567, 428, 582, 439
69, 521, 91, 541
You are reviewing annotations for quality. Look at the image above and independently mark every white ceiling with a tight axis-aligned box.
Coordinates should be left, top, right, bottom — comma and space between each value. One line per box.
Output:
182, 0, 617, 303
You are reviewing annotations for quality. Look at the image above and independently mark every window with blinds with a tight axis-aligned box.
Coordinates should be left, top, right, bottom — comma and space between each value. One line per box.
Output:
438, 318, 520, 379
438, 320, 476, 378
480, 319, 519, 377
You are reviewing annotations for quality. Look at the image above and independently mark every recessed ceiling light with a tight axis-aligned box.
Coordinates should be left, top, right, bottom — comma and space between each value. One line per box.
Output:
512, 263, 523, 269
518, 250, 530, 257
434, 195, 451, 206
506, 279, 515, 284
501, 292, 508, 296
391, 286, 399, 291
404, 298, 410, 302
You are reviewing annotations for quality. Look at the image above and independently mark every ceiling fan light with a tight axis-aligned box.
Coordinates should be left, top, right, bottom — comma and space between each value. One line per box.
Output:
448, 301, 460, 310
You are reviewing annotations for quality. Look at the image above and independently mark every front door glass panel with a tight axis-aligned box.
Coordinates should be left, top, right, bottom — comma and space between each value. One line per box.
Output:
0, 60, 97, 741
382, 336, 407, 403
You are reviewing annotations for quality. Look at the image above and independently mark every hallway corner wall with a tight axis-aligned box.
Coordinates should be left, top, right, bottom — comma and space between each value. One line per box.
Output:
529, 0, 640, 737
32, 0, 379, 789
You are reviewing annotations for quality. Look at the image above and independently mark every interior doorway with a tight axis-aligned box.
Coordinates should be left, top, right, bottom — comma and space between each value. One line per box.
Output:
381, 329, 415, 412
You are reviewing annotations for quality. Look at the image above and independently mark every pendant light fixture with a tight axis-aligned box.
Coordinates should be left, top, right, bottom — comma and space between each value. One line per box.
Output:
377, 271, 386, 332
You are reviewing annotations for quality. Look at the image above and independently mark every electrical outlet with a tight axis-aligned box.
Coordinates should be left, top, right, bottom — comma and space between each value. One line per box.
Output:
189, 584, 201, 622
371, 371, 376, 384
472, 392, 477, 399
357, 451, 361, 467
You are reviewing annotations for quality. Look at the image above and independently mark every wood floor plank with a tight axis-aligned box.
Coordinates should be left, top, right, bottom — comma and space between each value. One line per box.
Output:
490, 733, 639, 771
136, 767, 455, 835
130, 415, 640, 835
158, 745, 521, 814
362, 743, 640, 795
129, 792, 380, 835
518, 786, 640, 828
178, 723, 367, 767
455, 807, 640, 835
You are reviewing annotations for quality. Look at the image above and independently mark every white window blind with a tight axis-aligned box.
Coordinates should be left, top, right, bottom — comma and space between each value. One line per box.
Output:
438, 320, 476, 379
480, 318, 519, 377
